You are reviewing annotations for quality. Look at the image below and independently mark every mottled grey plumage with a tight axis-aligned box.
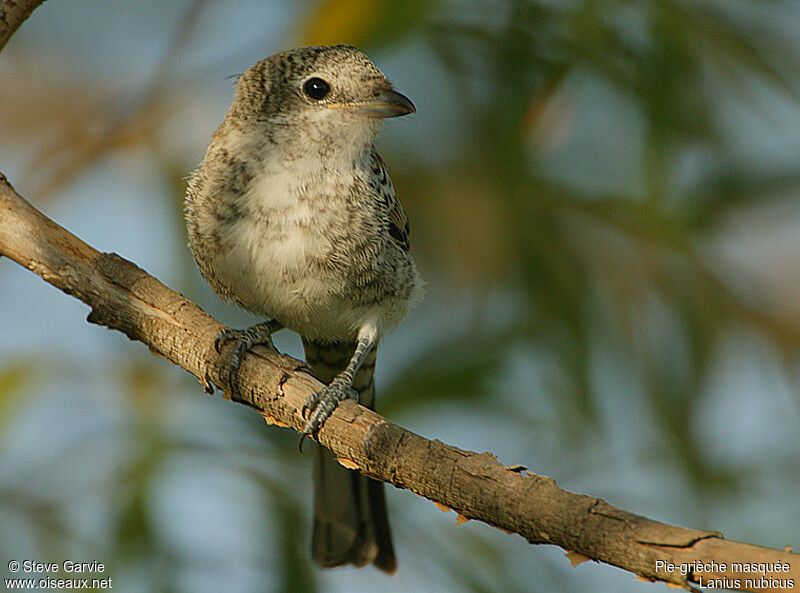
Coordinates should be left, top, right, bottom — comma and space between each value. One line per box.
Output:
184, 45, 422, 572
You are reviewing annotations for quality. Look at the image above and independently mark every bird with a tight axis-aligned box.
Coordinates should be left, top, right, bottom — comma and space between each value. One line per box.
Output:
184, 45, 422, 573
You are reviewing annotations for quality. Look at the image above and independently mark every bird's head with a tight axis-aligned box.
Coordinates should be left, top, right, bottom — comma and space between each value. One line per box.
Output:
228, 45, 414, 164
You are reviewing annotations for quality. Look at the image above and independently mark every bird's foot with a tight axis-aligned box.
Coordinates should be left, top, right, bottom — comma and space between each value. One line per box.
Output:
302, 374, 358, 436
215, 321, 280, 395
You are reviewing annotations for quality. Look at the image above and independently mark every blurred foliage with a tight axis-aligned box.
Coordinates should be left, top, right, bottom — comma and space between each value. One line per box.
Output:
2, 1, 800, 592
299, 0, 433, 50
0, 361, 31, 432
402, 0, 800, 484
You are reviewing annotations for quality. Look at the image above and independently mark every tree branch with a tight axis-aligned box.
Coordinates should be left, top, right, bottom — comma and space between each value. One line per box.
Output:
1, 176, 798, 591
0, 0, 45, 50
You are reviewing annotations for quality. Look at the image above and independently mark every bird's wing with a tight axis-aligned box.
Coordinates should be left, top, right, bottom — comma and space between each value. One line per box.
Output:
371, 152, 410, 253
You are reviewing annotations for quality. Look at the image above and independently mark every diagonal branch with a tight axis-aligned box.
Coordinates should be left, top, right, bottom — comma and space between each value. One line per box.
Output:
1, 175, 798, 591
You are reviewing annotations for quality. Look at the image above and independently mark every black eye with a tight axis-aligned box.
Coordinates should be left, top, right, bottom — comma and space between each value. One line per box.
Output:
303, 77, 330, 100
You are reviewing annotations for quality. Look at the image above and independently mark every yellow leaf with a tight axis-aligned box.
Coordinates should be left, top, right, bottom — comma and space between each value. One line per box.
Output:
433, 501, 451, 513
297, 0, 430, 51
456, 514, 469, 525
0, 362, 30, 431
299, 0, 380, 48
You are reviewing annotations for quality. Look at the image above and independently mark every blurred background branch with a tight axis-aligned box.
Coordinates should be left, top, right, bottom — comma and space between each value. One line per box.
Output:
1, 1, 799, 592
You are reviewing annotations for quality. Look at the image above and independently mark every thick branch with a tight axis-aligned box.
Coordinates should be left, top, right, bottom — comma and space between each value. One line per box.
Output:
0, 0, 45, 50
0, 175, 797, 592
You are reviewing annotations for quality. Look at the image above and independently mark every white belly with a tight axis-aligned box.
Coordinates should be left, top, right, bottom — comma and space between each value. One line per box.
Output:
210, 170, 368, 339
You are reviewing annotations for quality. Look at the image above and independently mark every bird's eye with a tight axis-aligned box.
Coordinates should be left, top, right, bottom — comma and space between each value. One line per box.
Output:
303, 77, 330, 100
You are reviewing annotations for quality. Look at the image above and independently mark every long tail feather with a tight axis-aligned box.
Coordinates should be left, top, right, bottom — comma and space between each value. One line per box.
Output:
302, 338, 396, 573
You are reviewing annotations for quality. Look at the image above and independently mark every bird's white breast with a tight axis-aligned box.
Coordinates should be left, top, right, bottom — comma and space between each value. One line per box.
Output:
239, 165, 328, 269
213, 161, 356, 336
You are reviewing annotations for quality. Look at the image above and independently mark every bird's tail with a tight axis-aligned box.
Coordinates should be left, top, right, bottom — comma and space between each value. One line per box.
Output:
301, 337, 396, 573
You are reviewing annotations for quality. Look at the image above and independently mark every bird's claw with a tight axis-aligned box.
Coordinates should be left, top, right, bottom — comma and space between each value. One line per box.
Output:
215, 322, 277, 395
301, 376, 358, 436
215, 328, 237, 353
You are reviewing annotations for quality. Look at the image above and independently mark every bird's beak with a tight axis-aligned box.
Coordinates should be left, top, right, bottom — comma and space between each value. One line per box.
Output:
336, 89, 416, 118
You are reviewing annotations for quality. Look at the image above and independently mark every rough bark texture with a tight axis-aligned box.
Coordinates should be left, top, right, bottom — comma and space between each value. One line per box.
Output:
1, 175, 798, 592
0, 0, 44, 50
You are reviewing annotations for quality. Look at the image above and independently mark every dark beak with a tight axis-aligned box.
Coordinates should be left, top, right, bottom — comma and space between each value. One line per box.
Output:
345, 88, 416, 118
